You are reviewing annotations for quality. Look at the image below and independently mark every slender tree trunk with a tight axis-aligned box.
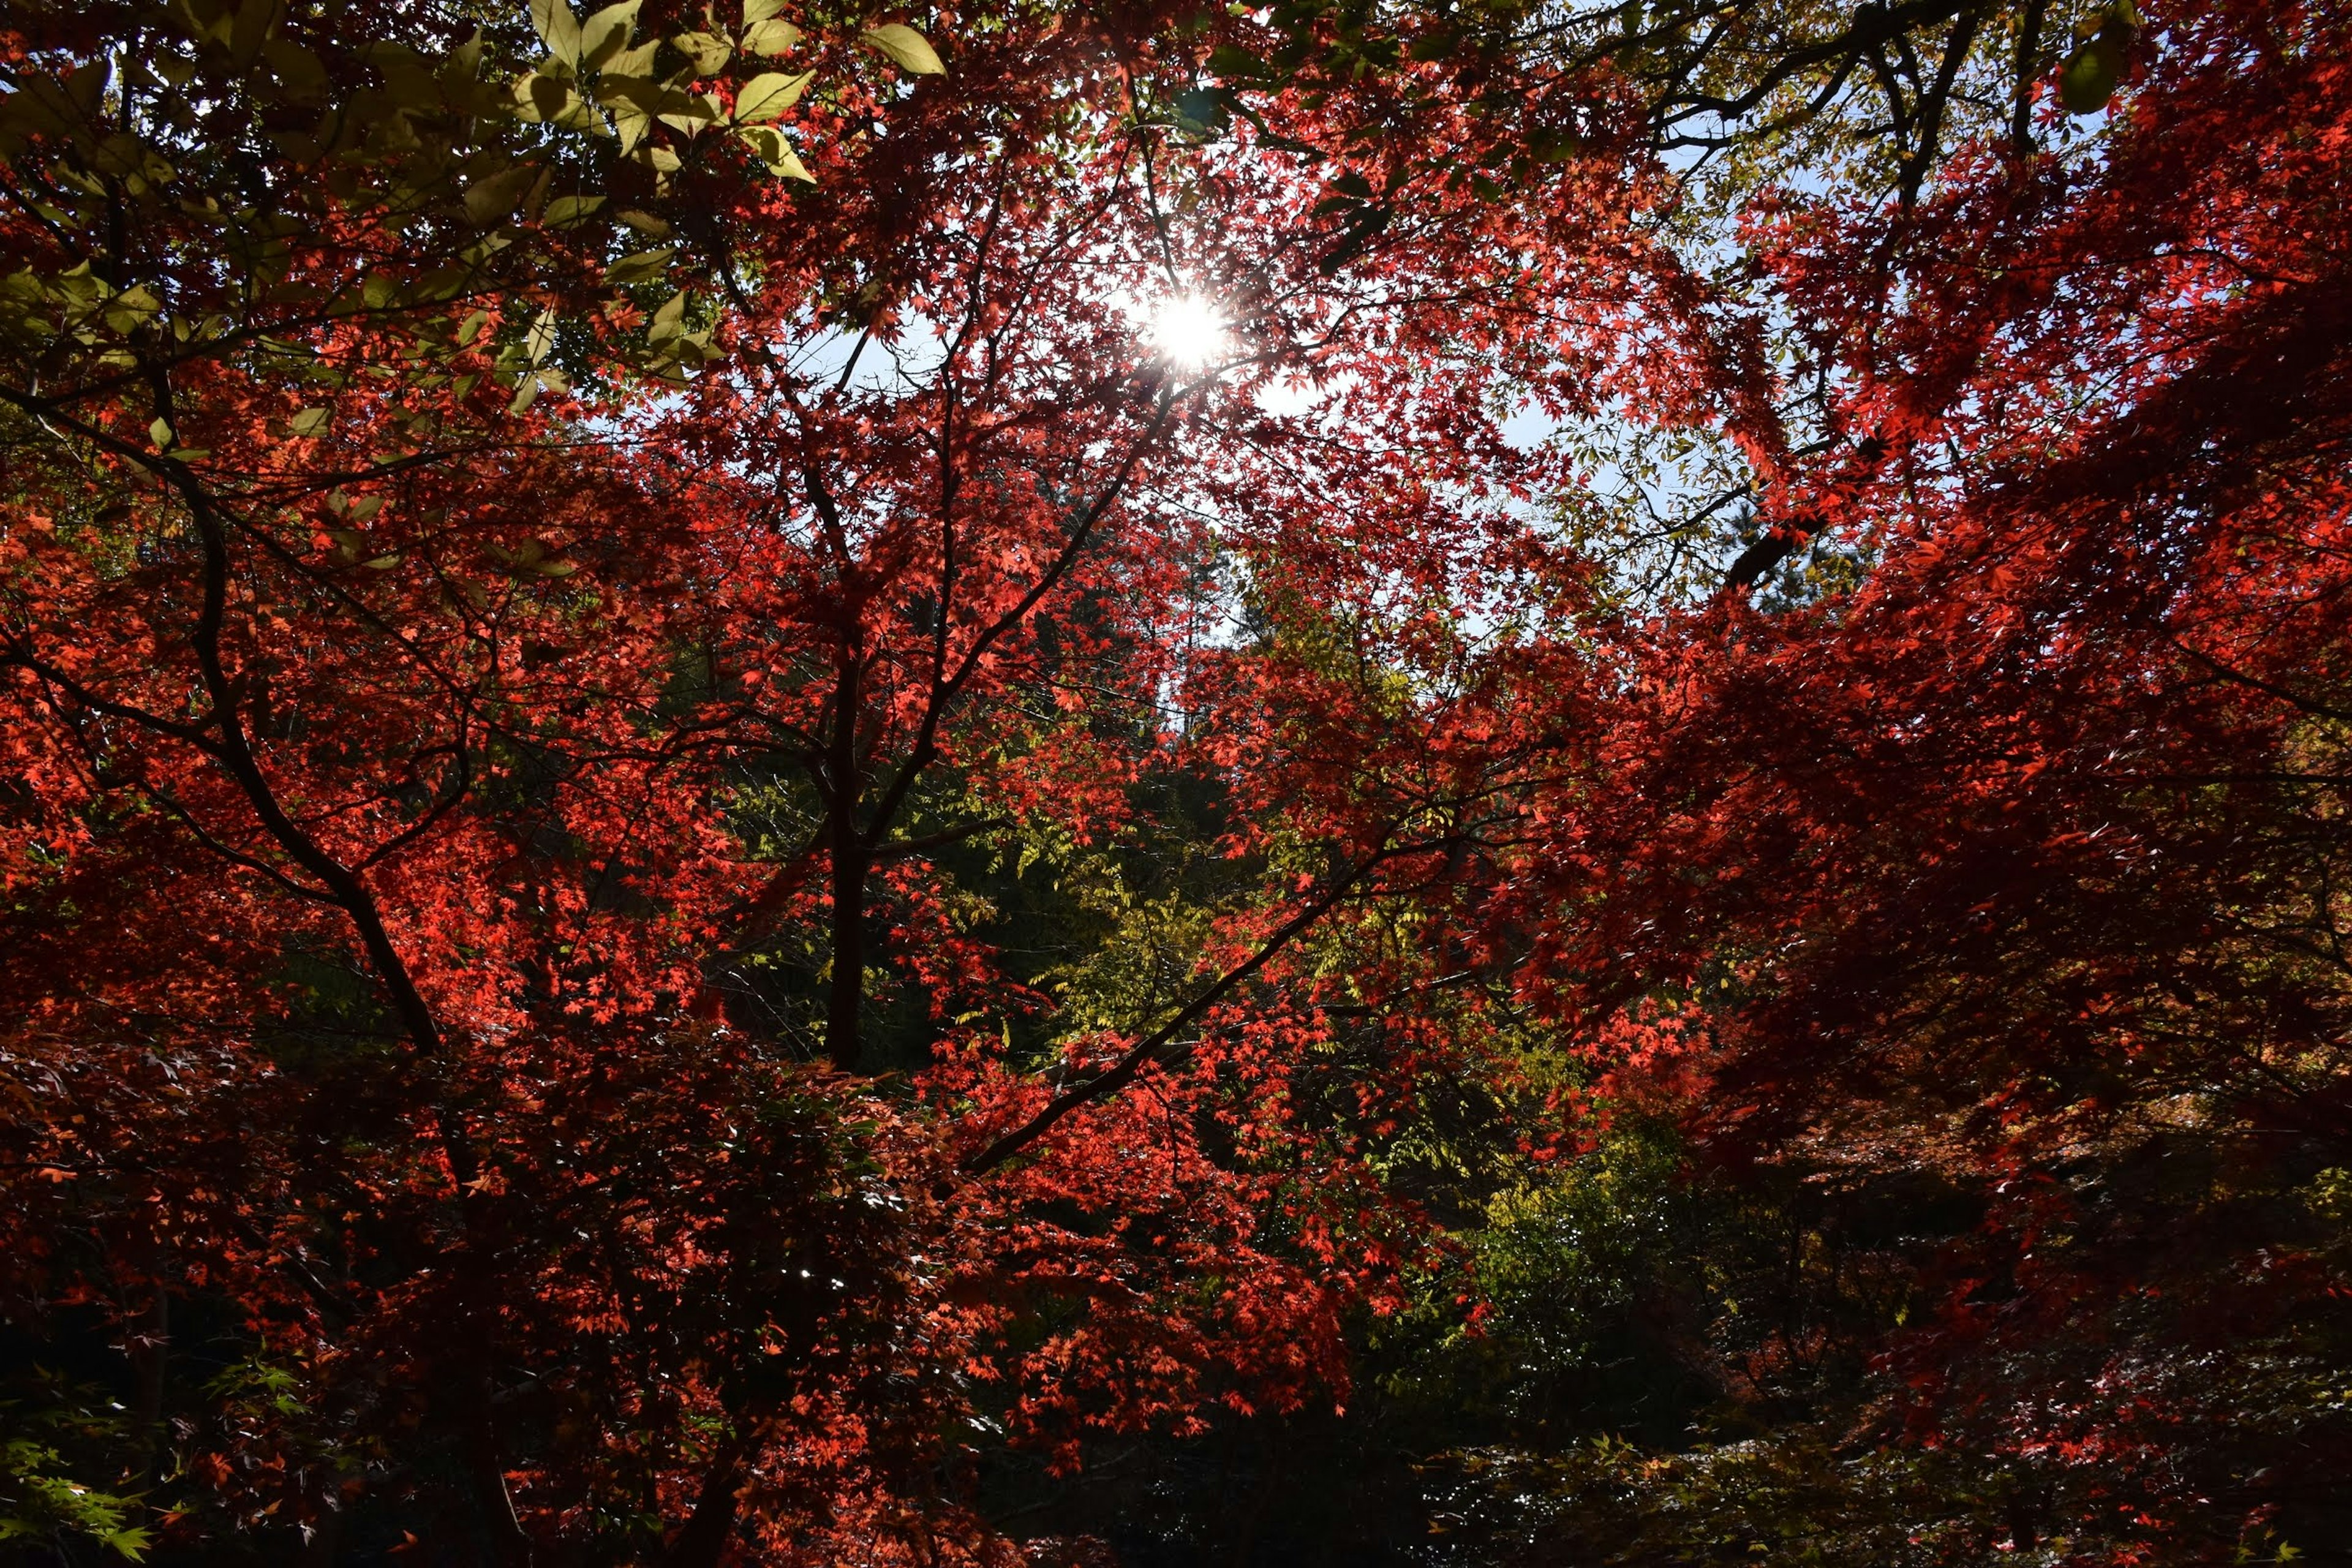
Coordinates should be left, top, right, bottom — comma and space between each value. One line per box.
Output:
824, 644, 868, 1072
130, 1284, 168, 1482
665, 1439, 748, 1568
826, 831, 869, 1072
464, 1351, 530, 1568
2011, 0, 2049, 157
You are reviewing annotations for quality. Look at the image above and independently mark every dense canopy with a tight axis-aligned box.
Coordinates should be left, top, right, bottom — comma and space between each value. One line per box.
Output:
2, 0, 2347, 1562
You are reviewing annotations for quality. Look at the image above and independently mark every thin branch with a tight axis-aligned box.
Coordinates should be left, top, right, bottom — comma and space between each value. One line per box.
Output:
961, 839, 1410, 1175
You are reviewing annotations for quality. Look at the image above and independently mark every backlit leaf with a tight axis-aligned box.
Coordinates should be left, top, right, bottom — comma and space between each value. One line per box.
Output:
531, 0, 582, 67
734, 70, 812, 123
859, 23, 943, 75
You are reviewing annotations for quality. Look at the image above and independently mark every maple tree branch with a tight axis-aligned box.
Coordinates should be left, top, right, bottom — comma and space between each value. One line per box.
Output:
0, 380, 515, 752
355, 722, 475, 871
124, 776, 340, 905
11, 368, 494, 1207
960, 840, 1405, 1175
175, 473, 450, 1058
664, 1433, 753, 1568
1653, 0, 1968, 126
1898, 7, 1984, 213
2172, 639, 2352, 725
0, 633, 226, 753
871, 815, 1011, 861
2011, 0, 2051, 157
862, 386, 1181, 850
6, 371, 469, 1109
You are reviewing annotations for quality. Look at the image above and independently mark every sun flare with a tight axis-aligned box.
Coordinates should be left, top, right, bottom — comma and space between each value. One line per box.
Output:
1142, 294, 1230, 370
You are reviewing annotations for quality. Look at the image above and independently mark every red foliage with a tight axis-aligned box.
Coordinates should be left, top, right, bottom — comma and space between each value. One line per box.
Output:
8, 0, 2348, 1560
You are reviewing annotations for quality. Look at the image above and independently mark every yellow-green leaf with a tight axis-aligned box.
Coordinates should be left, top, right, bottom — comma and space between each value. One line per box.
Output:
544, 194, 606, 227
601, 39, 659, 78
671, 31, 732, 75
580, 0, 641, 68
606, 247, 674, 285
148, 417, 175, 449
462, 163, 537, 224
733, 70, 812, 123
657, 92, 724, 134
743, 18, 800, 55
649, 290, 686, 342
514, 70, 582, 123
2059, 32, 2123, 114
859, 23, 943, 74
289, 407, 331, 437
532, 0, 582, 66
737, 123, 812, 180
744, 0, 786, 23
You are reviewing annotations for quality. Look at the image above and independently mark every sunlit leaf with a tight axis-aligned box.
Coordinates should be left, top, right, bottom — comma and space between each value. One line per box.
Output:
859, 23, 943, 75
734, 70, 813, 123
531, 0, 582, 67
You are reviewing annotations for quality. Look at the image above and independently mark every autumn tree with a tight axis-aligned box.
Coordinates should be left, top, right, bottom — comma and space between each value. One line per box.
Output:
0, 0, 1687, 1561
1327, 0, 2352, 1560
12, 0, 2343, 1562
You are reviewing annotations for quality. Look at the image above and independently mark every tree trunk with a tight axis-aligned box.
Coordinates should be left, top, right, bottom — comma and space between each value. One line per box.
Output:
824, 645, 868, 1072
665, 1439, 748, 1568
825, 831, 868, 1072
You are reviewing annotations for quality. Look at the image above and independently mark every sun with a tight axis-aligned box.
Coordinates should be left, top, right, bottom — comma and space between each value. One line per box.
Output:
1142, 294, 1230, 371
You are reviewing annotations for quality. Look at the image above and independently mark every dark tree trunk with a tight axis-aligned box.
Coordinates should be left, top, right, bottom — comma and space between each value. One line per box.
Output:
823, 645, 868, 1072
665, 1440, 748, 1568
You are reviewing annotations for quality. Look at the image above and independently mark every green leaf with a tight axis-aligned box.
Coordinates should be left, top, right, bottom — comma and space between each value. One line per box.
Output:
148, 417, 175, 449
462, 163, 537, 224
515, 70, 582, 123
602, 39, 659, 77
580, 0, 641, 68
671, 31, 732, 75
742, 18, 801, 56
606, 247, 674, 285
288, 407, 331, 436
96, 1523, 153, 1561
2059, 31, 2124, 114
543, 194, 606, 227
532, 0, 583, 66
657, 89, 725, 134
648, 290, 686, 342
260, 37, 329, 102
738, 124, 791, 171
859, 23, 943, 75
744, 0, 786, 22
99, 284, 163, 334
734, 70, 812, 123
525, 307, 557, 364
